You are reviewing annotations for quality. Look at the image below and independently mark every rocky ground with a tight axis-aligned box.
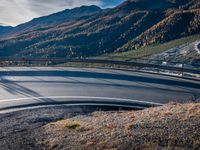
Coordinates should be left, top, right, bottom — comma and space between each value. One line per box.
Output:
0, 103, 200, 150
149, 41, 200, 64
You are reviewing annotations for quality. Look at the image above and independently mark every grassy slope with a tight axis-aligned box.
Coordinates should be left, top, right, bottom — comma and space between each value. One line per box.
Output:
41, 103, 200, 150
107, 33, 200, 59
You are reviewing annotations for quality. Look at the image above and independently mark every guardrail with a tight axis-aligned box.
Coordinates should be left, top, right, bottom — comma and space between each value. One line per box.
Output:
0, 57, 199, 79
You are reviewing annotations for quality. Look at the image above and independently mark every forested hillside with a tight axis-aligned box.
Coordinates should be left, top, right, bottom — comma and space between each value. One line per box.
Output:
0, 0, 199, 58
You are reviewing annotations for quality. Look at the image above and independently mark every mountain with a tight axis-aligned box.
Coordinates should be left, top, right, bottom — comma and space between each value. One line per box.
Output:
119, 8, 200, 51
0, 5, 102, 37
0, 24, 13, 38
0, 0, 199, 58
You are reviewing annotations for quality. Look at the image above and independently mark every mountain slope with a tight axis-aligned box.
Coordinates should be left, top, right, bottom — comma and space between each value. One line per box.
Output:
120, 8, 200, 51
0, 5, 102, 37
0, 2, 166, 57
108, 33, 200, 65
0, 24, 13, 37
0, 0, 199, 58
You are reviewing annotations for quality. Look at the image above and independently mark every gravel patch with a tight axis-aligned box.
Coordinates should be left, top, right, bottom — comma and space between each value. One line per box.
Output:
0, 106, 107, 150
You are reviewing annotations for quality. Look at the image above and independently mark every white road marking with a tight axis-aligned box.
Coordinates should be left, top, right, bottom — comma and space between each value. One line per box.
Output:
0, 96, 163, 105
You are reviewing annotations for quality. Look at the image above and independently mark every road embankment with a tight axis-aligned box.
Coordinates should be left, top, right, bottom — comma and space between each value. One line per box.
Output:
0, 103, 199, 150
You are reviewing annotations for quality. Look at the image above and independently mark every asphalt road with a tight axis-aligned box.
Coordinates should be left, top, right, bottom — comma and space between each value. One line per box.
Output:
0, 67, 199, 112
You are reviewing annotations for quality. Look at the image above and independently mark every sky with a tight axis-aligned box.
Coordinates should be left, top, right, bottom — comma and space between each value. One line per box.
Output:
0, 0, 124, 27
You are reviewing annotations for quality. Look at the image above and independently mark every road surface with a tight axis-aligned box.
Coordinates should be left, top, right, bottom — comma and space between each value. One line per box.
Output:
0, 67, 199, 112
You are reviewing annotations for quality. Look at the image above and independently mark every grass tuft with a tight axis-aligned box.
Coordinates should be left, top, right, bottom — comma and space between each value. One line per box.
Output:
64, 121, 81, 130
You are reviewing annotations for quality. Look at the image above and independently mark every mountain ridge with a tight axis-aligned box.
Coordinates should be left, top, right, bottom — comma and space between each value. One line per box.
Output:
0, 0, 199, 59
0, 5, 103, 38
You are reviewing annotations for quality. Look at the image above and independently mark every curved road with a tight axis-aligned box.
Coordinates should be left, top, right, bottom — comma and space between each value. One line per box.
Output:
0, 67, 199, 112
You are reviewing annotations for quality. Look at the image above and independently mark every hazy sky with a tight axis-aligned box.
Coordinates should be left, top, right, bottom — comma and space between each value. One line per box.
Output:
0, 0, 124, 26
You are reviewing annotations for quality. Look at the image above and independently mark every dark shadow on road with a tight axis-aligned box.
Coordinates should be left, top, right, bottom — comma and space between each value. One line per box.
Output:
0, 78, 55, 103
5, 79, 195, 96
0, 70, 199, 89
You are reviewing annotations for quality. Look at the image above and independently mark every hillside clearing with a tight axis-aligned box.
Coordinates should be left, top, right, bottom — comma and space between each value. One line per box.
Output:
107, 34, 200, 61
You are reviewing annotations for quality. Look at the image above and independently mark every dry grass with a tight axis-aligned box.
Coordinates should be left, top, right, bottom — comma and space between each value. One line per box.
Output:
40, 103, 200, 150
63, 121, 81, 130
